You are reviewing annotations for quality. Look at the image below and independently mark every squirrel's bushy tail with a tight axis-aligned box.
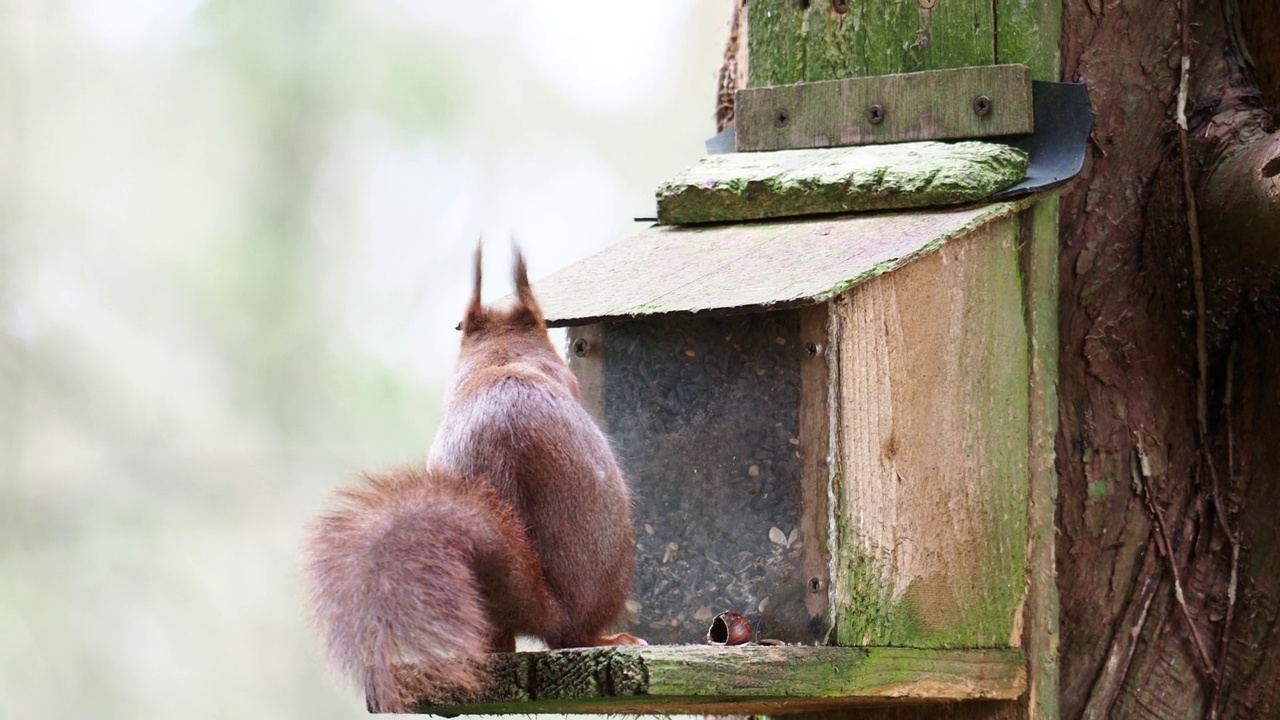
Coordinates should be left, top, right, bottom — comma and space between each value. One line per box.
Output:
304, 465, 545, 712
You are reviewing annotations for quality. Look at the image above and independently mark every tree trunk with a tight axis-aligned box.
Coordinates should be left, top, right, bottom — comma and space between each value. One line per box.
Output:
1059, 1, 1279, 717
722, 1, 1280, 718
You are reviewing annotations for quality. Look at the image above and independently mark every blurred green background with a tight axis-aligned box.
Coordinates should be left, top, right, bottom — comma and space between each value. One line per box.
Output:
0, 2, 730, 717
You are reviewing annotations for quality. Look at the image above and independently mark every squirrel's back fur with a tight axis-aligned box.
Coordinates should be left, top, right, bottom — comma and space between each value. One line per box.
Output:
304, 245, 634, 712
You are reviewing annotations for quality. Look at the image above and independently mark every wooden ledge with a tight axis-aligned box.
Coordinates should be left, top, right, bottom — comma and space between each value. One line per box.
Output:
401, 645, 1026, 716
655, 142, 1030, 225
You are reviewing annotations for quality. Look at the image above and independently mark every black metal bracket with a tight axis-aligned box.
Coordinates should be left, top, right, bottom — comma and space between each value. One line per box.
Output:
989, 81, 1094, 198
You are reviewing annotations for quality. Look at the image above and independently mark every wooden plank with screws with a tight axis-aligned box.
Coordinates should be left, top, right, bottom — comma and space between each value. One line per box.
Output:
735, 65, 1033, 151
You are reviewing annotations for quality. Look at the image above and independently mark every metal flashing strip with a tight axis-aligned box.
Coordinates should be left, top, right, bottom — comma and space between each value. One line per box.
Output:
990, 81, 1094, 199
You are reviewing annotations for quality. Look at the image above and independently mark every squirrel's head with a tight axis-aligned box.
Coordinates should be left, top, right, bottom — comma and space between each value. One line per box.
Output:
458, 242, 558, 358
451, 241, 582, 401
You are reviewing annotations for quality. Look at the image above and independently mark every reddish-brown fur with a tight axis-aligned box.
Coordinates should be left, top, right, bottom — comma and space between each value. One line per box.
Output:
304, 245, 638, 712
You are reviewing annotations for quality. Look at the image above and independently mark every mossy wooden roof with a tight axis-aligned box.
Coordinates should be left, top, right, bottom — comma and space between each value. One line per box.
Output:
656, 141, 1028, 224
537, 199, 1031, 327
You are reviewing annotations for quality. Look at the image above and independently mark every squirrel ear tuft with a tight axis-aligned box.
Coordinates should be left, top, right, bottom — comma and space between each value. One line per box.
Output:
462, 240, 485, 334
511, 242, 545, 327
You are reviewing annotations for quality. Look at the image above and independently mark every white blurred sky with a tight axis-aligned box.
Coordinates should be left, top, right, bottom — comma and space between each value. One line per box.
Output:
16, 0, 730, 386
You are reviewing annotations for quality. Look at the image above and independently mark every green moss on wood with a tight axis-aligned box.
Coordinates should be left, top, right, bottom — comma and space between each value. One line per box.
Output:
995, 0, 1063, 81
656, 142, 1028, 225
745, 0, 808, 88
406, 645, 1027, 715
965, 215, 1031, 650
832, 542, 924, 646
748, 0, 996, 87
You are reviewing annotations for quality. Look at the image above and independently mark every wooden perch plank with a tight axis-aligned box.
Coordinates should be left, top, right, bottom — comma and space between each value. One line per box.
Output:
405, 645, 1026, 715
735, 65, 1033, 151
656, 142, 1029, 225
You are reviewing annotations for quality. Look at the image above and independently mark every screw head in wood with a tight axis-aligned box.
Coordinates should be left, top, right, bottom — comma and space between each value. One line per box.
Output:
808, 576, 823, 593
868, 104, 885, 125
973, 95, 992, 116
571, 338, 590, 357
830, 0, 849, 13
774, 108, 790, 128
917, 0, 937, 8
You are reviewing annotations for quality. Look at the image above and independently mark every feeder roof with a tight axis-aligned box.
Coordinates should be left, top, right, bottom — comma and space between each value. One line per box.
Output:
535, 199, 1030, 327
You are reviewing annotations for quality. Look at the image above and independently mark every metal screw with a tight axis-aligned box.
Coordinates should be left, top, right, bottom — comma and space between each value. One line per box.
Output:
973, 95, 992, 116
774, 108, 790, 128
868, 104, 885, 125
808, 577, 823, 593
830, 0, 849, 13
571, 338, 590, 357
804, 341, 823, 357
918, 0, 937, 8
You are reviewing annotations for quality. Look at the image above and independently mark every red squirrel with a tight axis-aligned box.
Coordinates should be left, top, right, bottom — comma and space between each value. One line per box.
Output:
304, 246, 641, 712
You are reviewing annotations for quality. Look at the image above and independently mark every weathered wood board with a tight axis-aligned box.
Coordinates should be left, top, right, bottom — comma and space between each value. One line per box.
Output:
1018, 198, 1061, 720
735, 65, 1033, 151
534, 199, 1033, 327
798, 305, 833, 623
747, 0, 996, 86
656, 142, 1029, 225
829, 213, 1028, 649
406, 645, 1027, 716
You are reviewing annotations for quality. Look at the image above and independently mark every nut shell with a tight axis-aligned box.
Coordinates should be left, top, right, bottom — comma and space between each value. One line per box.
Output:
706, 611, 753, 646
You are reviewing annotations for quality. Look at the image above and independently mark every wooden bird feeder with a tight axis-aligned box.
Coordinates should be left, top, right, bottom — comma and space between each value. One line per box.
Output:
402, 62, 1063, 719
404, 188, 1057, 717
547, 196, 1038, 652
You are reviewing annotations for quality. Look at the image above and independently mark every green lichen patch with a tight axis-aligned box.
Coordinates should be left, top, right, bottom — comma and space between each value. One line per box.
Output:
656, 142, 1029, 225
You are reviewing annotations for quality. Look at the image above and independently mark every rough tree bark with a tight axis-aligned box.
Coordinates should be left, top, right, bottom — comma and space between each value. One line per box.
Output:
1059, 1, 1279, 718
720, 1, 1280, 718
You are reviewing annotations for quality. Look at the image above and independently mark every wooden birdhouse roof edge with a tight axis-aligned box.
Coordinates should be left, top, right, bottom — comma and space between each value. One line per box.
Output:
533, 197, 1038, 328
